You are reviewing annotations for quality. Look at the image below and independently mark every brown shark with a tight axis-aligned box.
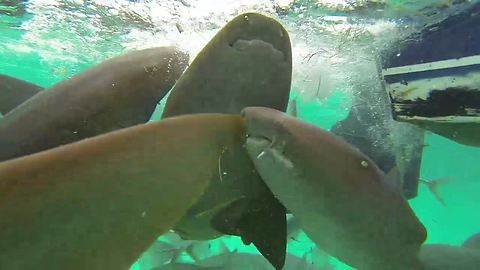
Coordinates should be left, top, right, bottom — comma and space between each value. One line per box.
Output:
0, 46, 188, 161
161, 12, 292, 270
417, 230, 480, 270
331, 82, 425, 200
0, 113, 245, 270
242, 106, 427, 270
0, 74, 43, 115
419, 243, 480, 270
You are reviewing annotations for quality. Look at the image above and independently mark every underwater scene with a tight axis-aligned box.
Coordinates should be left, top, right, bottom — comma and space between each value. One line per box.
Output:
1, 0, 480, 269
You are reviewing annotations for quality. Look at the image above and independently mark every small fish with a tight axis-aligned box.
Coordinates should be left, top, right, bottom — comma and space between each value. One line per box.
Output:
419, 177, 453, 207
288, 96, 298, 117
136, 232, 223, 269
135, 239, 184, 269
151, 263, 224, 270
164, 249, 332, 270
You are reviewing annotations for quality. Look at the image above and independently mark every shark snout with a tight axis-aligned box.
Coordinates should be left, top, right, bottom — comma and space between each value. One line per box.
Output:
231, 39, 285, 62
241, 106, 291, 159
224, 13, 291, 63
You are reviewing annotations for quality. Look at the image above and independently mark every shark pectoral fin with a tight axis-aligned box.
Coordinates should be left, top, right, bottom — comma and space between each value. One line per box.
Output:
235, 195, 287, 270
0, 74, 43, 115
210, 193, 287, 270
210, 197, 250, 236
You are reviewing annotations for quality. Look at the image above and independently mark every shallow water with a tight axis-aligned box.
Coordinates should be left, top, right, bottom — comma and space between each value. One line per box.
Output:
1, 1, 480, 269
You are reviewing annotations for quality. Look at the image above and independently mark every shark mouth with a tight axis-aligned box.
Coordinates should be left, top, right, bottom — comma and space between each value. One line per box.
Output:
231, 39, 286, 62
245, 135, 294, 169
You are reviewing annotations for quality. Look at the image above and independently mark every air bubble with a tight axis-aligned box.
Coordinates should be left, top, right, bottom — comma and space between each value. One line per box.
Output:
361, 160, 369, 168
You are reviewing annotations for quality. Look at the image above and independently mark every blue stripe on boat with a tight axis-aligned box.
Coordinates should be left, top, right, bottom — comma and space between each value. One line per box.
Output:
383, 63, 480, 84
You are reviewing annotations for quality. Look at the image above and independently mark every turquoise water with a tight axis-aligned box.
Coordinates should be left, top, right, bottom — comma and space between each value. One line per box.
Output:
1, 1, 480, 269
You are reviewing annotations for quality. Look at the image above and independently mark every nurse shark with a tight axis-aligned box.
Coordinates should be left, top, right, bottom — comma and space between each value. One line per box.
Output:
161, 12, 292, 270
419, 232, 480, 270
0, 46, 188, 161
0, 113, 245, 270
242, 106, 427, 270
